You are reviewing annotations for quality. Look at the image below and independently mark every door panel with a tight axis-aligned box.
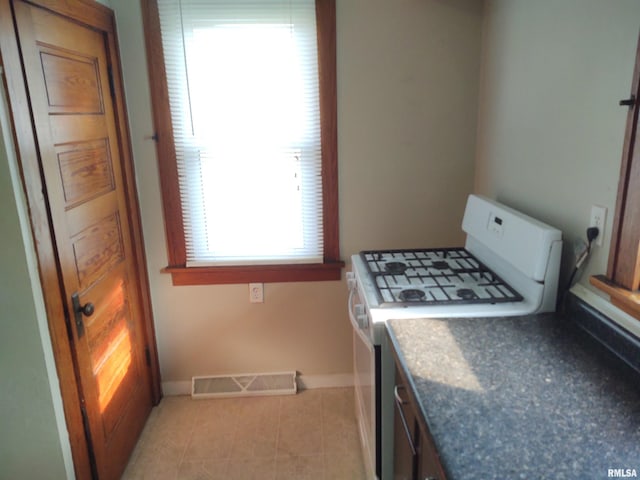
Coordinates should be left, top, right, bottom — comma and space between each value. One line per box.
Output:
71, 211, 125, 289
40, 50, 104, 113
12, 1, 153, 478
57, 139, 115, 208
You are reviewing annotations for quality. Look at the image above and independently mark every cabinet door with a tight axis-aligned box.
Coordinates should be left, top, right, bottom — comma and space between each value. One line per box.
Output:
417, 422, 447, 480
394, 381, 417, 480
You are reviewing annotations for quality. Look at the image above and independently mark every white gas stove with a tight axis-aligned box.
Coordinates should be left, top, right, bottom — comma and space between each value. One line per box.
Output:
346, 194, 563, 479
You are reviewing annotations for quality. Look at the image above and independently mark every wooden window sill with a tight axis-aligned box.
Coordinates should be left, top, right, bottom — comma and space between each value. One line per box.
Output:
163, 261, 345, 285
590, 275, 640, 320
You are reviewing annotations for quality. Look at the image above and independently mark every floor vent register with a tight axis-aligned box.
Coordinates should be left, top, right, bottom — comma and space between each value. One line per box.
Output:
191, 371, 297, 399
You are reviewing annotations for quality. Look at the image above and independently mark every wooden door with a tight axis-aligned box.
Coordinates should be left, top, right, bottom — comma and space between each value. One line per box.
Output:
6, 1, 158, 478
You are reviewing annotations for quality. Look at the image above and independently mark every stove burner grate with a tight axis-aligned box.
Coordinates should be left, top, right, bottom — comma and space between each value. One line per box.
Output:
360, 247, 523, 307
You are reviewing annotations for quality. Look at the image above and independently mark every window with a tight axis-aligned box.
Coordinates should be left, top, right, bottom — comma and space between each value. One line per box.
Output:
590, 32, 640, 319
142, 0, 341, 285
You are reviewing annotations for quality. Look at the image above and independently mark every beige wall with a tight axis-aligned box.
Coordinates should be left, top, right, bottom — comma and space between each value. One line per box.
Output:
111, 0, 483, 390
475, 0, 640, 301
338, 0, 483, 254
0, 74, 72, 479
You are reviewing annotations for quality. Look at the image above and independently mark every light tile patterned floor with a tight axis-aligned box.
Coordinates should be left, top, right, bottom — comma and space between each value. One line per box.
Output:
122, 387, 366, 480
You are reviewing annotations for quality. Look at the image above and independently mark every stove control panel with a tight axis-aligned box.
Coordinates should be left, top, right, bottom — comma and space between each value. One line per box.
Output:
462, 194, 562, 282
488, 213, 504, 238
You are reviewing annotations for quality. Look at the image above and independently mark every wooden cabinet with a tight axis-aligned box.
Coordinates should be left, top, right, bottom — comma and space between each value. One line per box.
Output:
417, 423, 446, 480
392, 364, 447, 480
393, 375, 418, 480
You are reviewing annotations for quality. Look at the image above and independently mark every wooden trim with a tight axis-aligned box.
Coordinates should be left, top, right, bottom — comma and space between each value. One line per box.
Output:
607, 31, 640, 291
166, 261, 344, 286
140, 0, 186, 267
141, 0, 342, 283
316, 0, 340, 262
592, 32, 640, 319
22, 0, 113, 31
590, 275, 640, 320
0, 2, 92, 478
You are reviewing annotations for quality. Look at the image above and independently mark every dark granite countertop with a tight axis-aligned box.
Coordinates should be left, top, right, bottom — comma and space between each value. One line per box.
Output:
386, 314, 640, 480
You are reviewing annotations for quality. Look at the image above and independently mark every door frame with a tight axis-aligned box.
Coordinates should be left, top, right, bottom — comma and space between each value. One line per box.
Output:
0, 1, 161, 478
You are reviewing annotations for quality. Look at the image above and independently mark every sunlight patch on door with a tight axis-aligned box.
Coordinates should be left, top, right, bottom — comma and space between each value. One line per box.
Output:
85, 277, 137, 421
95, 322, 133, 413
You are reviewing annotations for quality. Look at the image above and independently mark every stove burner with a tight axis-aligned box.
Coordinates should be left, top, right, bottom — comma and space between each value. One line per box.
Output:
456, 288, 477, 300
399, 289, 426, 302
385, 262, 407, 274
431, 260, 449, 270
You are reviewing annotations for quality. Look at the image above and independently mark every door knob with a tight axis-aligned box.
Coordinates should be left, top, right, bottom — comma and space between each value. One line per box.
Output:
79, 302, 95, 317
619, 96, 635, 107
71, 293, 94, 338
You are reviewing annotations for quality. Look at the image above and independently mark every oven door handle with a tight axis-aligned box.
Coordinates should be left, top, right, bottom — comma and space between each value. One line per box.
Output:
348, 288, 373, 347
394, 385, 417, 457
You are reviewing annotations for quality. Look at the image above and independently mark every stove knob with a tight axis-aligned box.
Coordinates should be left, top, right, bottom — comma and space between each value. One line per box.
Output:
357, 314, 369, 329
354, 304, 365, 316
346, 271, 356, 290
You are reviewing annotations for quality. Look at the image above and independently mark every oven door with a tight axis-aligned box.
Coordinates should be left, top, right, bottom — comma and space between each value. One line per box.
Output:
348, 278, 376, 479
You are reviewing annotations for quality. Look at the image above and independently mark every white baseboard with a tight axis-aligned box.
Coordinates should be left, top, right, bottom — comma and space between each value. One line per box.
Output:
161, 373, 354, 397
297, 373, 354, 390
162, 381, 191, 396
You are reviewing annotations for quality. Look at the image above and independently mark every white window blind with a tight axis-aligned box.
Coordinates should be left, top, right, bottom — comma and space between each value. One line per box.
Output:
157, 0, 323, 266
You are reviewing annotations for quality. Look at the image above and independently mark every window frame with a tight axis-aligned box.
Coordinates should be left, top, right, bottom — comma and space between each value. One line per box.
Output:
590, 31, 640, 319
141, 0, 342, 285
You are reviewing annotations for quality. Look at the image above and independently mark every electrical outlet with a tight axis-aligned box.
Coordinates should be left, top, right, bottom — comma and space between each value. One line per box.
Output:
589, 205, 607, 247
249, 283, 264, 303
